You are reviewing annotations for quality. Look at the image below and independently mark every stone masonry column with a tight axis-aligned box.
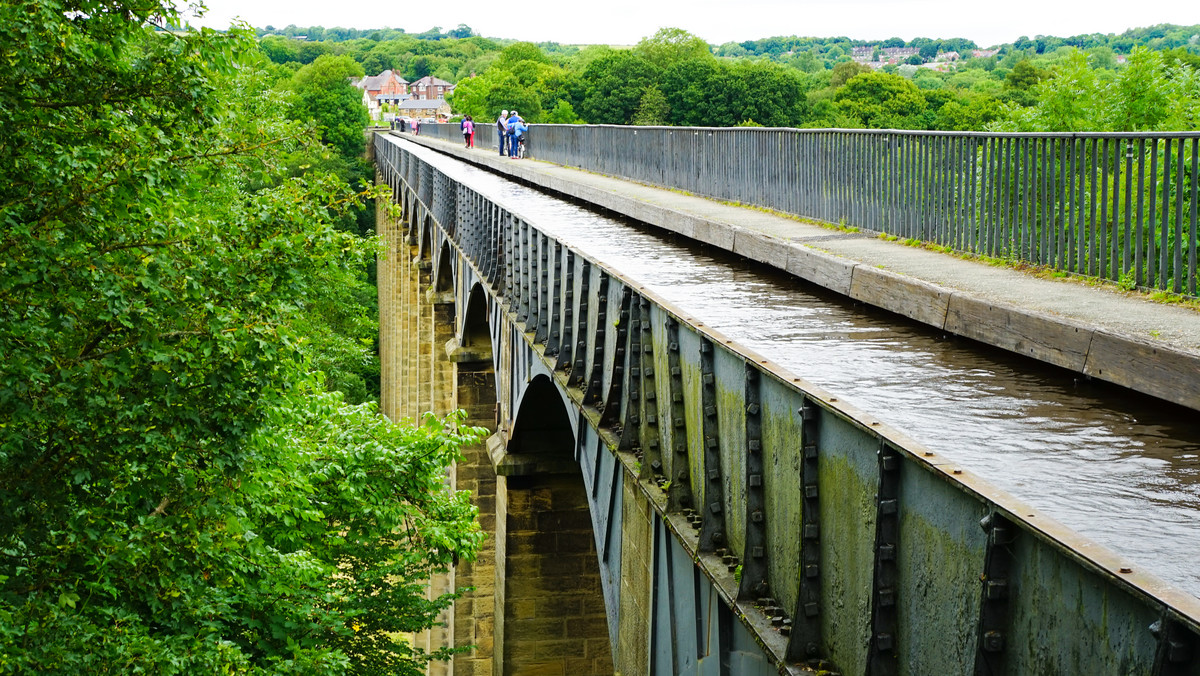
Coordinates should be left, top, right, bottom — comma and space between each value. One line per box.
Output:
497, 472, 614, 676
448, 350, 497, 676
414, 258, 433, 418
402, 230, 419, 421
429, 293, 456, 417
376, 185, 399, 421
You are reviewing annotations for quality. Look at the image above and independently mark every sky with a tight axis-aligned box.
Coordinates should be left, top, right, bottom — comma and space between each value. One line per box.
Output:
184, 0, 1198, 48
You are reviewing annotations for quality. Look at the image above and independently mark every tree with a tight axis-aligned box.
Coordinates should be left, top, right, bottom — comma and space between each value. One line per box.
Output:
1108, 47, 1172, 130
290, 54, 370, 158
834, 71, 929, 128
992, 49, 1100, 131
494, 41, 552, 69
722, 60, 811, 127
661, 57, 724, 126
0, 2, 481, 672
634, 27, 713, 69
830, 61, 871, 88
261, 34, 301, 63
632, 85, 670, 125
576, 51, 663, 124
543, 99, 583, 124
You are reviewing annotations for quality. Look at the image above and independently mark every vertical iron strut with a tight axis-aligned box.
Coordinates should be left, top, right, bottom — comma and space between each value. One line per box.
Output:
664, 319, 693, 513
697, 338, 726, 553
486, 203, 500, 289
502, 213, 515, 308
788, 399, 823, 664
544, 240, 562, 356
600, 287, 633, 428
619, 294, 644, 452
553, 251, 576, 372
738, 363, 768, 601
974, 511, 1016, 675
516, 220, 530, 323
569, 260, 592, 385
1151, 610, 1198, 676
582, 272, 610, 406
530, 231, 548, 339
867, 440, 901, 675
638, 298, 663, 482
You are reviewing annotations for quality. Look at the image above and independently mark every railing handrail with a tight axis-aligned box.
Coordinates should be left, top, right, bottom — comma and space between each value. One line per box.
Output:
410, 122, 1200, 299
534, 124, 1200, 140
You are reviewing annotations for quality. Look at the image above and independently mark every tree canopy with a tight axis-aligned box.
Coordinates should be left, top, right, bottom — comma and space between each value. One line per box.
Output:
0, 1, 482, 672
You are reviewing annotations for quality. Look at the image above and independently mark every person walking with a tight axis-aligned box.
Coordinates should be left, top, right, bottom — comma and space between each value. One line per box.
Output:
462, 115, 474, 148
496, 110, 509, 157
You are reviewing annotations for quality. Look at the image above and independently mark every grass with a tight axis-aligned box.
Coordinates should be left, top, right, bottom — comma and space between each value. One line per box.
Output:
873, 231, 1200, 312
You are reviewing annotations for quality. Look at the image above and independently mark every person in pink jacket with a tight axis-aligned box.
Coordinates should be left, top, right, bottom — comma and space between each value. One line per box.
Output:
461, 115, 475, 147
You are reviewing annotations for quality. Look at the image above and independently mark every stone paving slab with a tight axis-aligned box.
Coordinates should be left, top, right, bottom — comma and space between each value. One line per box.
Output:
398, 133, 1200, 411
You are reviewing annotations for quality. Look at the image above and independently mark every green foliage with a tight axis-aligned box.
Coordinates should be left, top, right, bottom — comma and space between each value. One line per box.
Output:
634, 28, 713, 69
1005, 59, 1049, 91
289, 55, 370, 159
1, 1, 480, 671
494, 41, 552, 69
834, 72, 928, 128
994, 47, 1200, 131
248, 21, 1200, 134
660, 57, 725, 126
632, 86, 670, 125
830, 61, 871, 88
543, 98, 583, 124
446, 44, 568, 123
576, 50, 663, 124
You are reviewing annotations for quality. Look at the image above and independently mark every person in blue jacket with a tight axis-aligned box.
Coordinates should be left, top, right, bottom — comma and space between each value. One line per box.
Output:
506, 111, 527, 158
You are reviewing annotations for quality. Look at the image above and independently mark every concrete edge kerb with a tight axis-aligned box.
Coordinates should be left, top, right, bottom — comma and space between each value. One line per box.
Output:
395, 132, 1200, 412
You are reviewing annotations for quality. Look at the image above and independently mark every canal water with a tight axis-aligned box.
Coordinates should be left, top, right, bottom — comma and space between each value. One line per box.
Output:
396, 138, 1200, 599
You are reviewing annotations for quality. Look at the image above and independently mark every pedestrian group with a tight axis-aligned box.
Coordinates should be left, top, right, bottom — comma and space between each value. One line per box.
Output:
495, 109, 528, 159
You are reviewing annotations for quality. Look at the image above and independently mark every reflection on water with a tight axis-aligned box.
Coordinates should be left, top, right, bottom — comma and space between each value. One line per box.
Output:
399, 139, 1200, 598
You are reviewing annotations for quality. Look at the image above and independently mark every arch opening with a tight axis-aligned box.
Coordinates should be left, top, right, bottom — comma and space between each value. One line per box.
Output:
496, 374, 614, 675
462, 284, 491, 350
435, 242, 454, 294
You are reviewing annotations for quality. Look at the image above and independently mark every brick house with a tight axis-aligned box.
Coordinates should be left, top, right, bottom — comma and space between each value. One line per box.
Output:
408, 75, 455, 101
355, 70, 409, 119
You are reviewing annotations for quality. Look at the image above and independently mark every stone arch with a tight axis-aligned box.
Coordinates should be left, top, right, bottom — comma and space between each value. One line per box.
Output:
406, 199, 419, 235
461, 283, 492, 352
419, 219, 433, 262
508, 375, 575, 458
495, 373, 614, 675
434, 241, 454, 294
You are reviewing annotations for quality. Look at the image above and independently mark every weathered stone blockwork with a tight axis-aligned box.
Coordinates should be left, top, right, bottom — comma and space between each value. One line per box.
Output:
499, 474, 613, 676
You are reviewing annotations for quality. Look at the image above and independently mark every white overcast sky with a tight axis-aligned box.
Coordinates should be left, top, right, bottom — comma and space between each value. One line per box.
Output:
184, 0, 1197, 49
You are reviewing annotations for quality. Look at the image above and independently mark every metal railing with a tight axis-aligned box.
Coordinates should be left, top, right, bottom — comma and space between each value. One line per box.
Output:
420, 124, 1200, 298
406, 120, 499, 151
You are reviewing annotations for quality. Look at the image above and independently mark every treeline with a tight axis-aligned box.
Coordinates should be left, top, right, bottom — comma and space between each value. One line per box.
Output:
255, 23, 475, 41
252, 23, 1200, 132
258, 31, 500, 80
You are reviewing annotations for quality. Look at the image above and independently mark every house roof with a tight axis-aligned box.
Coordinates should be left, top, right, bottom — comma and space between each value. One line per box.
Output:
399, 99, 446, 111
409, 75, 454, 88
358, 70, 409, 92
